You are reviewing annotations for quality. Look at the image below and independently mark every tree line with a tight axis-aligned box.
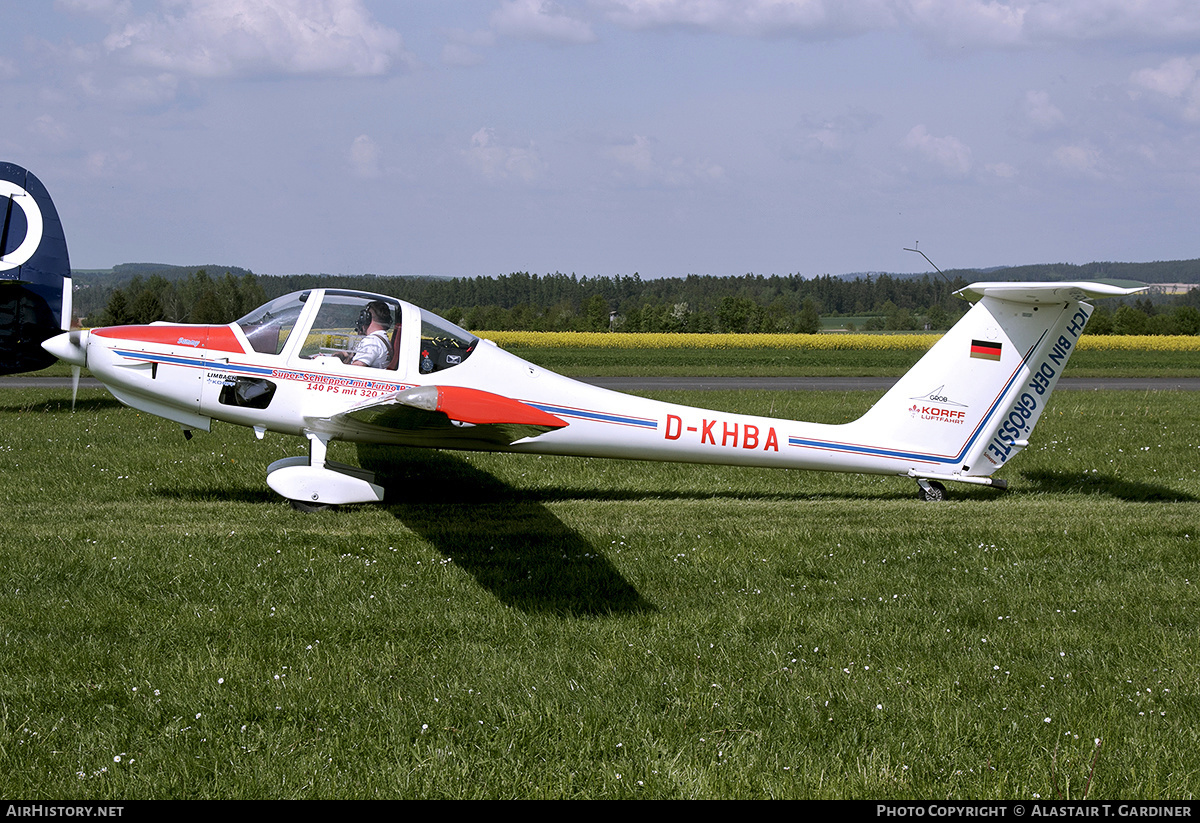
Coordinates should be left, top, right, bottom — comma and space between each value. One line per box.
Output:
79, 264, 1200, 335
85, 269, 266, 327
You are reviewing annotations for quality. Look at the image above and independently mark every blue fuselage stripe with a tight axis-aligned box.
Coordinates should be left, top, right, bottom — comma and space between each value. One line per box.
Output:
528, 402, 657, 429
786, 330, 1047, 465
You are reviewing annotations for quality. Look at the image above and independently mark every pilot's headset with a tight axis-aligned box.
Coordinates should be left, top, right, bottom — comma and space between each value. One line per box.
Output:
355, 302, 393, 335
355, 306, 373, 335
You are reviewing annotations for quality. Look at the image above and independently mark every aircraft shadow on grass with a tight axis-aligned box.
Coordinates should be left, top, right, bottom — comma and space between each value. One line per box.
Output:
155, 486, 283, 505
522, 483, 995, 504
1019, 469, 1197, 503
357, 444, 657, 618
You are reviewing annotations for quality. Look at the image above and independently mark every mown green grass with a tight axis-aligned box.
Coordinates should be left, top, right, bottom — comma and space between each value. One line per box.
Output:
1, 389, 1197, 798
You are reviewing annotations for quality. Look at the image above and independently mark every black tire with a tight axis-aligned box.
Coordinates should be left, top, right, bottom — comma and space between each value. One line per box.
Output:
290, 499, 334, 513
918, 480, 947, 502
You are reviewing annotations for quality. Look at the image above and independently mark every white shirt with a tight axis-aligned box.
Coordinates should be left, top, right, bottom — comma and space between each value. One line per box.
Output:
352, 330, 390, 368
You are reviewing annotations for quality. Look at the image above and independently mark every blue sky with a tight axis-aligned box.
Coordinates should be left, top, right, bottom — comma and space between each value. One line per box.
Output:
4, 1, 1200, 279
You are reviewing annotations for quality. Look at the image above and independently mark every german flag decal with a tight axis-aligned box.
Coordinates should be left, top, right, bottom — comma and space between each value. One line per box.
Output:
970, 339, 1002, 361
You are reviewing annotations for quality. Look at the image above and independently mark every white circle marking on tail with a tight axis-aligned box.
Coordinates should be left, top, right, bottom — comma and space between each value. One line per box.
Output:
0, 181, 44, 273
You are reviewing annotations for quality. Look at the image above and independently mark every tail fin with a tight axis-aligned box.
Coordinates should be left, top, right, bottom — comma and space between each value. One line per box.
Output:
848, 280, 1146, 482
0, 162, 72, 374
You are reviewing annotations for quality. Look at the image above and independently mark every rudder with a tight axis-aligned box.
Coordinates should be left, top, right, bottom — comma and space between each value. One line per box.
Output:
846, 280, 1146, 482
0, 162, 72, 374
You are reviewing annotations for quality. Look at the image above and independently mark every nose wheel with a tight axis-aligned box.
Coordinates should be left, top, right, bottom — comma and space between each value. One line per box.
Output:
916, 478, 947, 502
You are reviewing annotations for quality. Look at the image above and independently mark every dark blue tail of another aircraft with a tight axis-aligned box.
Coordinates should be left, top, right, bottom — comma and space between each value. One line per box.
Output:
0, 162, 72, 374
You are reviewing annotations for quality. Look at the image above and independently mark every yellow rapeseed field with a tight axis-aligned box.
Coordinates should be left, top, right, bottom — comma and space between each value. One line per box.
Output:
475, 331, 1200, 351
1077, 334, 1200, 351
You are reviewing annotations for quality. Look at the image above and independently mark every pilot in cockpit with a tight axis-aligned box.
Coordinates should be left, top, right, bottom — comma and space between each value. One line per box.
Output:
345, 301, 393, 368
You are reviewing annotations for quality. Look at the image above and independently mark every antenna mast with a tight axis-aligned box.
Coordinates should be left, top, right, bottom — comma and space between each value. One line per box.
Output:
903, 242, 953, 288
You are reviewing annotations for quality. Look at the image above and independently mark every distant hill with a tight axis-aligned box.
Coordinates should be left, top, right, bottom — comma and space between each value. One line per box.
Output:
72, 264, 257, 320
75, 258, 1200, 287
919, 260, 1200, 284
836, 266, 1008, 281
113, 262, 254, 281
73, 263, 255, 288
834, 260, 1200, 285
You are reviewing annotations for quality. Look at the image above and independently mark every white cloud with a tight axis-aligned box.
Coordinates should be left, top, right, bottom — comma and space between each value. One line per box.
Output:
1019, 0, 1200, 44
904, 125, 972, 177
83, 149, 137, 178
1132, 56, 1197, 98
796, 110, 878, 159
58, 0, 133, 18
1131, 56, 1200, 121
75, 69, 182, 110
604, 134, 724, 186
465, 127, 547, 183
895, 0, 1027, 48
100, 0, 410, 78
32, 115, 69, 143
599, 0, 893, 38
608, 134, 657, 175
491, 0, 597, 43
441, 29, 496, 67
597, 1, 1200, 48
808, 123, 846, 154
1052, 143, 1105, 178
348, 134, 382, 179
1022, 90, 1066, 131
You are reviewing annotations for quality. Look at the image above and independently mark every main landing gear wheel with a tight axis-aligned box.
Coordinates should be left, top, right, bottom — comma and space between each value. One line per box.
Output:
290, 499, 335, 513
268, 433, 385, 511
916, 479, 947, 502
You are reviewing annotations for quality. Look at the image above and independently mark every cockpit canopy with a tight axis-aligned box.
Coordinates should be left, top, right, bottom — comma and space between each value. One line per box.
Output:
234, 289, 478, 374
236, 292, 307, 356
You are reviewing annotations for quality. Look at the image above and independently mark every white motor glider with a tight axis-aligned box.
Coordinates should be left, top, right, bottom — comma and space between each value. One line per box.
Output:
2, 163, 1145, 507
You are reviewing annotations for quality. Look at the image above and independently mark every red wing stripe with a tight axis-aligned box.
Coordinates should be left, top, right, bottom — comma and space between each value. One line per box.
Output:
92, 324, 246, 354
435, 386, 567, 429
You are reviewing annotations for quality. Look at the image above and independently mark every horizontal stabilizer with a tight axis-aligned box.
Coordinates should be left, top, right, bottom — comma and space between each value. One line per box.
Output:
843, 278, 1142, 482
954, 280, 1147, 305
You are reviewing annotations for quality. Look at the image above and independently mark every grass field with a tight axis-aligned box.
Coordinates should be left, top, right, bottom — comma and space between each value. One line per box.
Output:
1, 386, 1197, 799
